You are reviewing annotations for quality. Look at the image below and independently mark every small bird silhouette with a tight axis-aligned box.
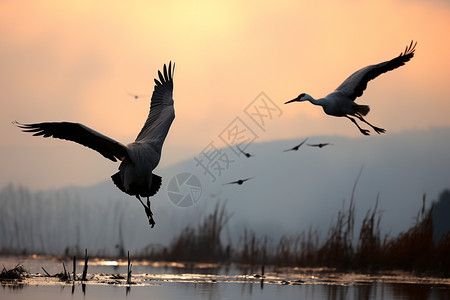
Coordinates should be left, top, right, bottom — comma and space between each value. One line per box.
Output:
307, 143, 332, 148
285, 41, 416, 135
236, 145, 254, 158
16, 62, 176, 228
127, 92, 148, 100
224, 177, 254, 185
284, 138, 308, 152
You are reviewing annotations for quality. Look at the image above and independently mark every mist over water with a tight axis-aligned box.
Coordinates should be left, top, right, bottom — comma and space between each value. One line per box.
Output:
1, 129, 450, 256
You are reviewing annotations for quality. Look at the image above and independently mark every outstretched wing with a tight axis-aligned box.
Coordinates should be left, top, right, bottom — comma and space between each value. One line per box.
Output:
135, 62, 175, 149
284, 138, 308, 152
335, 41, 416, 101
15, 121, 129, 162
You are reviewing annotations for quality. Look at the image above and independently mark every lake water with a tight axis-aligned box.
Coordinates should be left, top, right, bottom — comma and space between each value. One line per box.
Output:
1, 256, 449, 300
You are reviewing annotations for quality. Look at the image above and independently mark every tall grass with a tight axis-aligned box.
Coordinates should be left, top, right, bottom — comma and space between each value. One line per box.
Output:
271, 228, 320, 267
239, 229, 268, 266
317, 198, 355, 269
149, 201, 233, 262
0, 184, 130, 257
1, 183, 449, 275
355, 195, 382, 270
141, 194, 449, 276
380, 195, 441, 273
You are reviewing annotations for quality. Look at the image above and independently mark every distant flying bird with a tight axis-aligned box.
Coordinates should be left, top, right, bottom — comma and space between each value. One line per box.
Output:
284, 138, 308, 152
127, 92, 148, 100
15, 62, 176, 228
307, 143, 332, 148
236, 145, 254, 158
224, 177, 254, 185
285, 41, 417, 135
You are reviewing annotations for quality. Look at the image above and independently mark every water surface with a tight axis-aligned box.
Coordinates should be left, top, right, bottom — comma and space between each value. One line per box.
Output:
1, 256, 449, 300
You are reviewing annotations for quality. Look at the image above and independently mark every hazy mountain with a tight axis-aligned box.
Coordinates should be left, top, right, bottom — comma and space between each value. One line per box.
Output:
1, 127, 449, 256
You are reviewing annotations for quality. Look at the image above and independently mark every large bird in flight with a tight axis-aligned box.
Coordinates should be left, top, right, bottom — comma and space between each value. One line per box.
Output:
15, 62, 175, 228
285, 41, 416, 135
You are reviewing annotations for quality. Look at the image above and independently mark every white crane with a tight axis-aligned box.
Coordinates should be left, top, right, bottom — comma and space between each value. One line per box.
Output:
15, 62, 175, 228
285, 41, 416, 135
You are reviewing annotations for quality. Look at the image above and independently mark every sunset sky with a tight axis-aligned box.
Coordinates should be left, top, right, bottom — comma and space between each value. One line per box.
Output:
1, 0, 450, 190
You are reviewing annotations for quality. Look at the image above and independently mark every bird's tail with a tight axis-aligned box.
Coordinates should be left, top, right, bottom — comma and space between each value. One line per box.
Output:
148, 174, 162, 197
111, 172, 127, 194
356, 104, 370, 116
111, 172, 162, 198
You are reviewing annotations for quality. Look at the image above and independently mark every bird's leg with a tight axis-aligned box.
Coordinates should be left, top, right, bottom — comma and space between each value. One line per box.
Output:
135, 195, 155, 228
355, 115, 386, 134
146, 197, 155, 228
346, 116, 370, 135
136, 195, 146, 209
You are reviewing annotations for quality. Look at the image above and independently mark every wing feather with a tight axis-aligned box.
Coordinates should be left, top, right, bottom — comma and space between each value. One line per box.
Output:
163, 64, 168, 81
15, 121, 129, 162
158, 70, 165, 85
135, 62, 175, 148
335, 41, 416, 101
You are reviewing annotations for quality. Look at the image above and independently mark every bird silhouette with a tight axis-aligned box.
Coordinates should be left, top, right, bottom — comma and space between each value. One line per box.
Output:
127, 92, 148, 100
236, 145, 254, 158
224, 177, 254, 185
284, 138, 308, 152
15, 62, 176, 228
307, 143, 332, 148
285, 41, 416, 135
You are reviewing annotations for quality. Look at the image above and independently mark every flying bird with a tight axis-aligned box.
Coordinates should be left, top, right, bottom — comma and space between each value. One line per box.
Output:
285, 41, 417, 135
15, 62, 176, 228
284, 138, 308, 152
127, 92, 148, 100
224, 177, 254, 185
307, 143, 332, 148
236, 145, 254, 158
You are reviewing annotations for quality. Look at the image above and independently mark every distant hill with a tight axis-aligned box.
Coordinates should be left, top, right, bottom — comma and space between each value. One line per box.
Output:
1, 127, 449, 256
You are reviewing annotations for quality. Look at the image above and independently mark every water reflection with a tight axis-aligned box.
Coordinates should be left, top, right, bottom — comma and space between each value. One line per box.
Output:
354, 282, 374, 300
325, 284, 349, 300
2, 280, 450, 300
1, 282, 25, 291
389, 282, 448, 300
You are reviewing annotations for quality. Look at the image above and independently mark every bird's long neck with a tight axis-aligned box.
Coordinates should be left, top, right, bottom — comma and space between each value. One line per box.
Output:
305, 95, 325, 107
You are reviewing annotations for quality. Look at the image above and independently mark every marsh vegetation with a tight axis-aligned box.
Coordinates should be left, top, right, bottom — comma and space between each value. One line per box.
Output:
137, 195, 449, 276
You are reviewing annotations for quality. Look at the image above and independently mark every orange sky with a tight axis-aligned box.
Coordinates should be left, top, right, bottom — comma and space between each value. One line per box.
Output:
1, 0, 450, 189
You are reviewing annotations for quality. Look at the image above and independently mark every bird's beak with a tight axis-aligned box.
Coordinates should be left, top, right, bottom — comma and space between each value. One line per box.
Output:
284, 98, 297, 104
